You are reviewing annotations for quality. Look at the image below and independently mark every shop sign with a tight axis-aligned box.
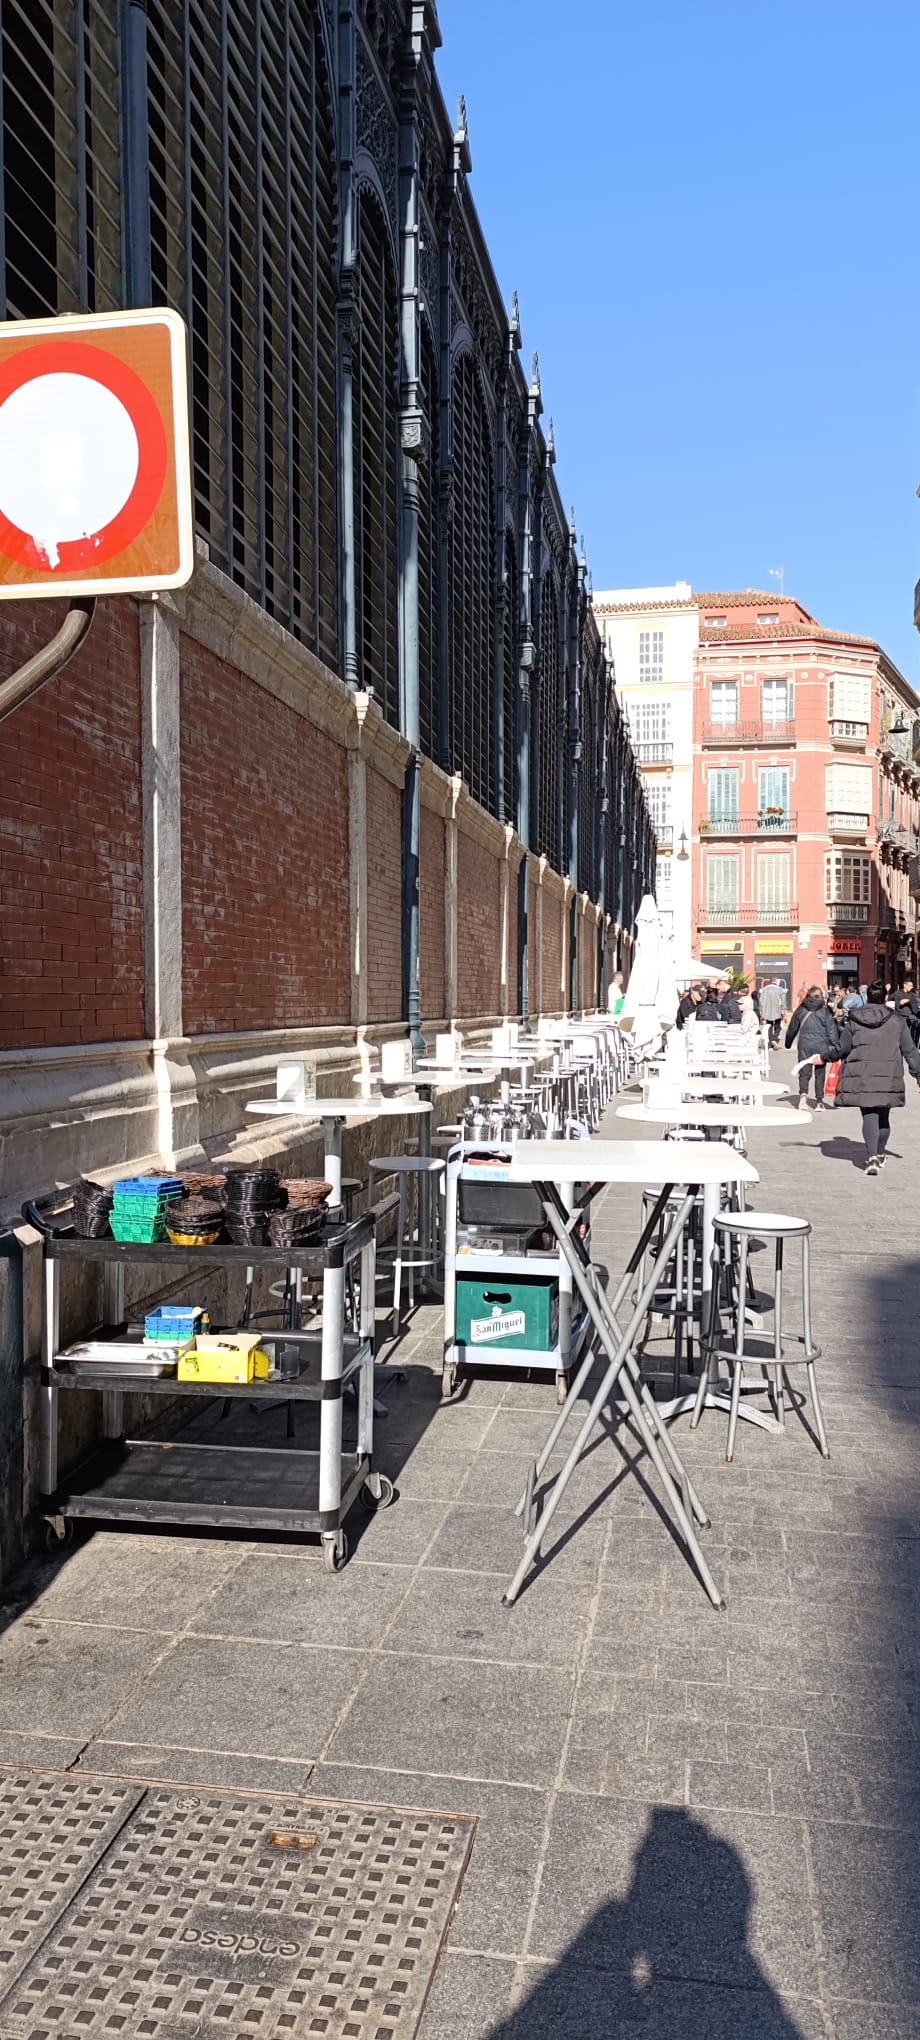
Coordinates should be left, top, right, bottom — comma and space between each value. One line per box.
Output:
828, 940, 862, 954
754, 939, 792, 955
700, 938, 742, 954
0, 308, 193, 597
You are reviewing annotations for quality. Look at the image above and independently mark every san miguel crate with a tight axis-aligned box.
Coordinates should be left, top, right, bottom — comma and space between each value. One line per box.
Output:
455, 1275, 559, 1352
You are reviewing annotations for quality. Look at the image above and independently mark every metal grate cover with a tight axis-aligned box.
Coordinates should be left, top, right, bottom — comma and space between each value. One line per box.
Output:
0, 1774, 474, 2038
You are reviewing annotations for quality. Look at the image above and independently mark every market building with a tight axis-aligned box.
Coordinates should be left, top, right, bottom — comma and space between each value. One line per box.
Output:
692, 591, 920, 997
0, 0, 654, 1213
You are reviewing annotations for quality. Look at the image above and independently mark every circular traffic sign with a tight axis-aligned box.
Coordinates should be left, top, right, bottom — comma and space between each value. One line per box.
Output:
0, 340, 168, 575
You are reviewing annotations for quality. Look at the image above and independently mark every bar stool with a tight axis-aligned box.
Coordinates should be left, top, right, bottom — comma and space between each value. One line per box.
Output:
367, 1155, 445, 1336
691, 1211, 830, 1462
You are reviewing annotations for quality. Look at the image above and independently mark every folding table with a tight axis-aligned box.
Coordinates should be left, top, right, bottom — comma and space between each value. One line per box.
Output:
489, 1139, 758, 1610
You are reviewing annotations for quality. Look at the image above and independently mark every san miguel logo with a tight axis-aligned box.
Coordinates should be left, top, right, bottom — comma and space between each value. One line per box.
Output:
470, 1306, 526, 1343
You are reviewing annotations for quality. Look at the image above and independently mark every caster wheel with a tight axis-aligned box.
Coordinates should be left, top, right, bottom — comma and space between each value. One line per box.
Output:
323, 1531, 349, 1573
44, 1519, 74, 1553
555, 1374, 568, 1407
360, 1474, 395, 1511
441, 1363, 457, 1401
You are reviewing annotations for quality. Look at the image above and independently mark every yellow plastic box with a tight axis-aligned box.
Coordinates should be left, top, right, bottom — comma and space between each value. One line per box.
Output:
177, 1334, 270, 1384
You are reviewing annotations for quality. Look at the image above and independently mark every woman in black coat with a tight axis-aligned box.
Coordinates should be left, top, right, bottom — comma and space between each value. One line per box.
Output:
836, 979, 920, 1174
785, 987, 844, 1110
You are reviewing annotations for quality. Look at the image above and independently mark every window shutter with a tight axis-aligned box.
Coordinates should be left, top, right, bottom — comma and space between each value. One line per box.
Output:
757, 855, 790, 908
707, 856, 739, 906
830, 675, 871, 721
501, 532, 518, 824
536, 575, 561, 863
418, 325, 440, 762
447, 354, 496, 812
355, 191, 399, 724
826, 763, 872, 812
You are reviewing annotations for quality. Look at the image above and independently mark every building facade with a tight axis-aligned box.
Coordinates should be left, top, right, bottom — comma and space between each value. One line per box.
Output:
693, 592, 919, 998
593, 585, 698, 959
0, 0, 654, 1199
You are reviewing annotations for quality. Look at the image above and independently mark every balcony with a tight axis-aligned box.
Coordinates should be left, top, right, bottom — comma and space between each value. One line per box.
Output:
654, 824, 673, 849
827, 812, 869, 839
827, 901, 870, 925
701, 719, 795, 747
697, 902, 799, 929
635, 741, 673, 765
828, 719, 869, 747
699, 811, 797, 838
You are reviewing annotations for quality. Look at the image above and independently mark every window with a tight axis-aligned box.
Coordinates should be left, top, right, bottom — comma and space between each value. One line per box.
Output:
655, 854, 672, 900
448, 352, 496, 813
638, 629, 664, 682
758, 767, 789, 819
757, 613, 780, 626
707, 856, 739, 908
761, 678, 790, 724
826, 854, 871, 903
829, 674, 870, 723
645, 781, 671, 832
710, 680, 738, 726
757, 855, 791, 911
633, 698, 671, 745
826, 763, 872, 815
705, 616, 727, 628
356, 190, 399, 722
708, 768, 739, 823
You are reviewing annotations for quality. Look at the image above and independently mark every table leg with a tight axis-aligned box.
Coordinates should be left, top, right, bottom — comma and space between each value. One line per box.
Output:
502, 1187, 723, 1611
324, 1120, 344, 1207
40, 1256, 59, 1497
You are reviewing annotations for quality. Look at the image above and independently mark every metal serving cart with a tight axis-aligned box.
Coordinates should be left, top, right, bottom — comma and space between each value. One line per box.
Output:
35, 1212, 384, 1572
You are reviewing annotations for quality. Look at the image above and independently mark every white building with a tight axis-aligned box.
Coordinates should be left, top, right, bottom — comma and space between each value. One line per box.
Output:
593, 582, 698, 960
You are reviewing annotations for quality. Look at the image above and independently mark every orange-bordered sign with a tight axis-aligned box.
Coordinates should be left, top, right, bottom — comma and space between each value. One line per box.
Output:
0, 307, 193, 599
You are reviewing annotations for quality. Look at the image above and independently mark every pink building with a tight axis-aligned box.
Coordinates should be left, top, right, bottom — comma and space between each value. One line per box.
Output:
692, 592, 920, 1000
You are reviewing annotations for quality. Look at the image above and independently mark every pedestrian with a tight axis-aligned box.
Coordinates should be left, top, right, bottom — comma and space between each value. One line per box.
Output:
713, 975, 743, 1025
836, 979, 920, 1176
738, 988, 760, 1035
758, 978, 785, 1048
676, 983, 702, 1030
842, 983, 864, 1016
608, 970, 625, 1018
785, 986, 844, 1111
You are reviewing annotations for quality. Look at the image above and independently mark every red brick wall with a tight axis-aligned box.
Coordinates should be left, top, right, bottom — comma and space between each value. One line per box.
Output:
0, 599, 144, 1048
457, 831, 501, 1016
180, 638, 349, 1032
527, 872, 537, 1012
542, 891, 564, 1012
419, 807, 445, 1020
365, 768, 402, 1022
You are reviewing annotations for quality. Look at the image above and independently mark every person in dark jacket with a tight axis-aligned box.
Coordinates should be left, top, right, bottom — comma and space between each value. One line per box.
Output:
676, 984, 702, 1029
836, 979, 920, 1173
713, 976, 743, 1024
785, 987, 843, 1110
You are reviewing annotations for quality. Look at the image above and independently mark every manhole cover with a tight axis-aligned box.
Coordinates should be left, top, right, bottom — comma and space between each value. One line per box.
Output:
0, 1772, 474, 2037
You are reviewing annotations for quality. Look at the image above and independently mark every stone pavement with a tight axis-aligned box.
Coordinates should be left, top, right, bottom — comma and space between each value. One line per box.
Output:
1, 1054, 919, 2038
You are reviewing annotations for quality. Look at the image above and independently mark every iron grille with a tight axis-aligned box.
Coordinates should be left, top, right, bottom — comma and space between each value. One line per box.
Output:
578, 667, 597, 894
417, 320, 439, 760
448, 351, 495, 812
355, 186, 399, 722
536, 572, 561, 864
501, 529, 518, 824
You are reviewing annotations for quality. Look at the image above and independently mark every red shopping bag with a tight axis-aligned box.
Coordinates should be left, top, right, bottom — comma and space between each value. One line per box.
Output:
823, 1058, 841, 1103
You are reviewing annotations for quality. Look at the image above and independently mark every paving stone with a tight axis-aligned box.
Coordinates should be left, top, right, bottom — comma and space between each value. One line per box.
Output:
384, 1565, 594, 1666
503, 1966, 827, 2039
325, 1652, 573, 1786
78, 1741, 314, 1795
809, 1821, 920, 2000
0, 1732, 87, 1771
688, 1757, 774, 1814
189, 1553, 412, 1649
23, 1531, 244, 1632
420, 1502, 606, 1580
102, 1635, 366, 1760
417, 1953, 516, 2039
829, 2005, 920, 2039
0, 1619, 163, 1741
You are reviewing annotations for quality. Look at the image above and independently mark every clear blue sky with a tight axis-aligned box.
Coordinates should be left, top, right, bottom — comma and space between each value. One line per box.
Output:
435, 0, 920, 683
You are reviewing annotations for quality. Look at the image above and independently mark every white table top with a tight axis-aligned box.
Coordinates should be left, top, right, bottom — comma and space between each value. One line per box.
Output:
246, 1096, 432, 1120
652, 1077, 786, 1098
466, 1138, 758, 1187
617, 1101, 799, 1129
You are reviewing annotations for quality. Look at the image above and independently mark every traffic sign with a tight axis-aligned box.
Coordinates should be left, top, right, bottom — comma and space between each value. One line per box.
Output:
0, 308, 194, 599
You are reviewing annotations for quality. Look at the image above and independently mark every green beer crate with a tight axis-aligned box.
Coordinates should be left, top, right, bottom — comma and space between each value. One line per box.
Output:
456, 1275, 559, 1353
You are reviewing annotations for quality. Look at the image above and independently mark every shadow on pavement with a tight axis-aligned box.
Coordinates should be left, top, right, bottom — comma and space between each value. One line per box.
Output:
495, 1807, 805, 2037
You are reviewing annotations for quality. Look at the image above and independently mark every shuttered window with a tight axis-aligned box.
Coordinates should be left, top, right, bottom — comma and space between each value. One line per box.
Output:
707, 856, 739, 907
826, 763, 872, 814
355, 189, 399, 723
418, 324, 440, 761
757, 855, 790, 909
578, 670, 597, 893
448, 353, 496, 811
536, 575, 561, 864
830, 674, 871, 722
501, 531, 518, 824
826, 854, 871, 903
708, 769, 739, 821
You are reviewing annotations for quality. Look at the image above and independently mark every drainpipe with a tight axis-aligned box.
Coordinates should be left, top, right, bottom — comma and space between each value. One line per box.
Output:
0, 601, 95, 727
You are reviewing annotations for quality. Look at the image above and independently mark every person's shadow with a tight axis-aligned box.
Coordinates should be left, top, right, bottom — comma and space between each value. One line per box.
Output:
497, 1807, 806, 2037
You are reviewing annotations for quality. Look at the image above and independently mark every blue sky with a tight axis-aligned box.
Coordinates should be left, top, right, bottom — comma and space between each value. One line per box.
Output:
435, 0, 920, 683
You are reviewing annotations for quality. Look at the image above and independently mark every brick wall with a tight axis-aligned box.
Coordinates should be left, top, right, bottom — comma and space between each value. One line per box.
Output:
0, 599, 144, 1048
365, 769, 402, 1023
419, 806, 445, 1020
179, 637, 350, 1032
542, 890, 564, 1012
457, 830, 501, 1016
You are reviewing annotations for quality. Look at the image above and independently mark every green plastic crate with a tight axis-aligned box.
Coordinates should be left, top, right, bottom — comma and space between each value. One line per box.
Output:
456, 1275, 559, 1352
110, 1215, 169, 1243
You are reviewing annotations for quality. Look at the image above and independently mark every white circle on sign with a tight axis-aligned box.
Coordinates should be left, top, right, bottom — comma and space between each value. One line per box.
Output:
0, 371, 139, 566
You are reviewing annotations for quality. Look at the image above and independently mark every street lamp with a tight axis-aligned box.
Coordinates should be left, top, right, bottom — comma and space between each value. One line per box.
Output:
677, 829, 689, 861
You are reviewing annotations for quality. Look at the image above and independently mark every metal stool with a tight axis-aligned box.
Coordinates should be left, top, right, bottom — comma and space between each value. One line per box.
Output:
691, 1211, 829, 1461
367, 1155, 445, 1336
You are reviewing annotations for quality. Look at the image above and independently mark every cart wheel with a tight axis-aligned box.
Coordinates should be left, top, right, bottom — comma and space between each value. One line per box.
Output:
555, 1373, 569, 1407
323, 1530, 349, 1574
360, 1473, 395, 1511
44, 1518, 74, 1553
441, 1361, 457, 1401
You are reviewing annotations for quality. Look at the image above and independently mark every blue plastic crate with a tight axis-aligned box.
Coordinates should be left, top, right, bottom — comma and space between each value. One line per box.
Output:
144, 1306, 207, 1342
114, 1177, 183, 1196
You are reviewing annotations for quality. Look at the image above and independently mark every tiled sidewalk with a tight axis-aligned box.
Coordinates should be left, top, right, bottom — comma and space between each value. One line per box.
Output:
2, 1059, 919, 2037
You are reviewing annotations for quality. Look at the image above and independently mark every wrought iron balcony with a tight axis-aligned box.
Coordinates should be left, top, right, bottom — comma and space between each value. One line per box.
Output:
828, 719, 869, 746
826, 901, 870, 924
701, 720, 795, 747
697, 902, 799, 928
654, 824, 674, 848
699, 811, 796, 838
635, 741, 673, 765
